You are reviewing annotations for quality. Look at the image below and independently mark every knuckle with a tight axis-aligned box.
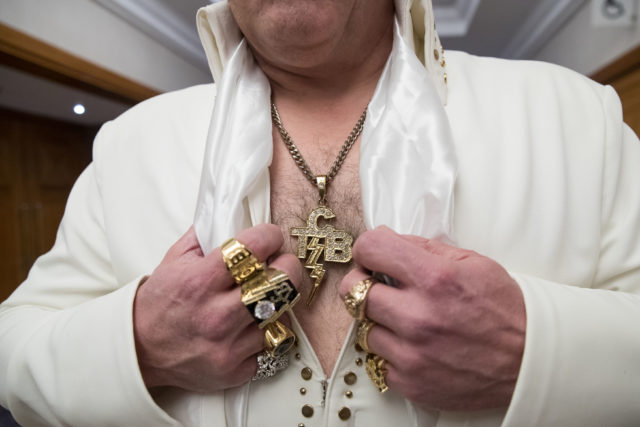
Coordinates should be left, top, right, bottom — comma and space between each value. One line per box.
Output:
212, 342, 245, 372
238, 224, 283, 261
211, 350, 235, 376
395, 348, 425, 376
196, 310, 233, 342
180, 272, 203, 294
177, 272, 213, 302
352, 230, 378, 259
404, 317, 427, 341
282, 252, 302, 269
428, 263, 457, 287
402, 309, 436, 341
270, 253, 303, 288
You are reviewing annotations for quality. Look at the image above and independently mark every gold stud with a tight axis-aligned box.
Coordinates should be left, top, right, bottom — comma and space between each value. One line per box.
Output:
338, 407, 352, 421
344, 371, 357, 385
345, 390, 353, 398
301, 367, 312, 380
355, 357, 363, 366
295, 353, 302, 360
444, 73, 448, 85
434, 49, 440, 61
299, 424, 305, 427
302, 404, 314, 418
300, 387, 307, 395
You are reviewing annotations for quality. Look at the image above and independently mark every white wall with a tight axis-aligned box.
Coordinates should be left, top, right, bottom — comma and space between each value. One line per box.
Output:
0, 0, 212, 92
535, 1, 640, 76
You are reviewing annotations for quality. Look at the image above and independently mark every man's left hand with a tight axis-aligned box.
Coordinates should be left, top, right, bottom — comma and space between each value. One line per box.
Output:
340, 226, 526, 411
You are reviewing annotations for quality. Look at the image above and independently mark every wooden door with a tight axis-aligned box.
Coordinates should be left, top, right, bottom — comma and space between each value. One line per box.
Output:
0, 112, 23, 301
592, 46, 640, 137
611, 66, 640, 135
0, 108, 96, 301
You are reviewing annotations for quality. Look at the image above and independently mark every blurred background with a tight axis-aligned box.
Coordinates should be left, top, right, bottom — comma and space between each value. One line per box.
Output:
0, 0, 638, 302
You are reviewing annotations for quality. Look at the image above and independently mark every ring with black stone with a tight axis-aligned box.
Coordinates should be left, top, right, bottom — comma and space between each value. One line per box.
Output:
241, 268, 300, 328
264, 320, 297, 357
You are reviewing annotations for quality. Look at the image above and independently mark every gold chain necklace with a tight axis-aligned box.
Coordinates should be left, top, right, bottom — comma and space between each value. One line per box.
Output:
271, 103, 367, 306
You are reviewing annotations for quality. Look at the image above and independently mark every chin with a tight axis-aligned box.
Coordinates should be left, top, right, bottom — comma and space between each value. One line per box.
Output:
232, 0, 352, 64
266, 2, 346, 41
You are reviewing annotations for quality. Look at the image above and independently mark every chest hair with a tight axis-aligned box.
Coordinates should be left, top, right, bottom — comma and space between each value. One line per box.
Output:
270, 136, 366, 375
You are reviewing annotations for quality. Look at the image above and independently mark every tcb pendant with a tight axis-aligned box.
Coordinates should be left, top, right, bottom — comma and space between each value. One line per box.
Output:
290, 205, 353, 306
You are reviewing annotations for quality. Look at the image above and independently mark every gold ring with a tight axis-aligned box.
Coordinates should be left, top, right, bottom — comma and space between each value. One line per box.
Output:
365, 353, 389, 393
344, 278, 375, 320
241, 268, 301, 328
356, 319, 375, 353
264, 320, 297, 357
221, 238, 264, 285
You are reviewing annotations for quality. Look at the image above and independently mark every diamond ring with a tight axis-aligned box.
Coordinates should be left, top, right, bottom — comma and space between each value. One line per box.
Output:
241, 268, 300, 328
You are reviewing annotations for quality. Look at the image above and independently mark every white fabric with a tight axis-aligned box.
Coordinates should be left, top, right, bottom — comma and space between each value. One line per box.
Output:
1, 0, 640, 426
1, 52, 639, 426
194, 7, 456, 423
196, 0, 448, 105
193, 36, 273, 253
244, 315, 430, 427
359, 22, 456, 239
193, 21, 456, 253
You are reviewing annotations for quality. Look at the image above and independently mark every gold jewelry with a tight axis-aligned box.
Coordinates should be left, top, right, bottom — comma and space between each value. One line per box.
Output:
344, 278, 375, 320
365, 353, 389, 393
241, 268, 301, 328
355, 319, 375, 353
222, 239, 299, 356
221, 238, 264, 285
272, 103, 367, 306
264, 320, 297, 357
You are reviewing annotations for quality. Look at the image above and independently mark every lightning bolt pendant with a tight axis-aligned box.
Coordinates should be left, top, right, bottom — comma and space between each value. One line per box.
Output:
289, 176, 354, 306
304, 237, 326, 305
291, 205, 353, 307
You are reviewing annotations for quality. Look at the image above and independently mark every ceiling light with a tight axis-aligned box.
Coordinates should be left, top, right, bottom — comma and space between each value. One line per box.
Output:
73, 103, 86, 115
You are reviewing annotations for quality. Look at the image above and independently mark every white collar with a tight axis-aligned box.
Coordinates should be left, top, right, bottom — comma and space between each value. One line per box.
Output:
193, 20, 456, 252
195, 0, 448, 105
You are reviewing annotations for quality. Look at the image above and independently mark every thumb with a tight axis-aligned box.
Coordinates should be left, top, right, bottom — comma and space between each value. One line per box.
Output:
164, 226, 204, 262
400, 234, 475, 262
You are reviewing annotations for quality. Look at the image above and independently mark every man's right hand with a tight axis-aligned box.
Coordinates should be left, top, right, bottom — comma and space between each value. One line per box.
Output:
132, 224, 300, 392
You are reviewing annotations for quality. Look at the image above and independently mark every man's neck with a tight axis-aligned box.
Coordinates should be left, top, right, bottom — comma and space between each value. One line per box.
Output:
255, 13, 394, 113
263, 33, 391, 100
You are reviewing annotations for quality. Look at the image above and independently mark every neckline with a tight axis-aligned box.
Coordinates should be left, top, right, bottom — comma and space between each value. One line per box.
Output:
289, 310, 358, 381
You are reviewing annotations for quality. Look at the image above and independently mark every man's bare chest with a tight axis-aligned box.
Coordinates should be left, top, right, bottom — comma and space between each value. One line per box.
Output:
269, 137, 366, 374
